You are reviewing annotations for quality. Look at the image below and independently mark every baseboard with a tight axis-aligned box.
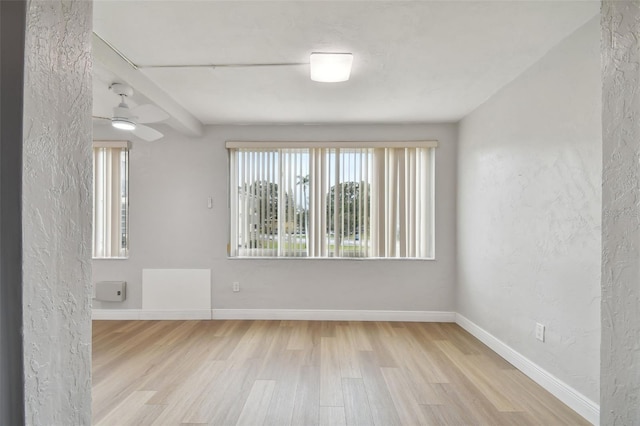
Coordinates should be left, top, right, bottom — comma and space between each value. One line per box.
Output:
93, 308, 455, 322
92, 309, 211, 320
139, 310, 212, 320
211, 309, 455, 322
93, 309, 141, 320
455, 314, 599, 425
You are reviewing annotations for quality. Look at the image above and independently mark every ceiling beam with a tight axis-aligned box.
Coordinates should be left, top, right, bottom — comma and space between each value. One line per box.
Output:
93, 33, 204, 137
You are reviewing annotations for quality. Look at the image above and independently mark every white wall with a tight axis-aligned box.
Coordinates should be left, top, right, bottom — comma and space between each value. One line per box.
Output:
93, 123, 457, 312
22, 1, 93, 424
600, 2, 640, 423
457, 17, 601, 403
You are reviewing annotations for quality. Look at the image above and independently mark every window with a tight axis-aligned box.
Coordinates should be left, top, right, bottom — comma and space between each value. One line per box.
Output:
93, 141, 129, 258
227, 141, 436, 259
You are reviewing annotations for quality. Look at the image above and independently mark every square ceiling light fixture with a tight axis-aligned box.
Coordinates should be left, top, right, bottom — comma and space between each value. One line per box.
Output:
310, 52, 353, 82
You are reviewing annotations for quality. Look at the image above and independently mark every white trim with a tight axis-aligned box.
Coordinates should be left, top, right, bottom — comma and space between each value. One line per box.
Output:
211, 309, 455, 322
140, 310, 212, 320
226, 256, 435, 261
455, 314, 599, 426
92, 309, 454, 322
92, 309, 212, 320
225, 140, 438, 149
93, 309, 141, 320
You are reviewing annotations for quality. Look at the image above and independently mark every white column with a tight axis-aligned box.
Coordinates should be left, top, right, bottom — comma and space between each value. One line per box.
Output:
601, 2, 640, 424
22, 1, 93, 424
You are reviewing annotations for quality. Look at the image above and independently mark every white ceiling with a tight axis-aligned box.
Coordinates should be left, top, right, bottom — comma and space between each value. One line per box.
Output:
93, 1, 599, 127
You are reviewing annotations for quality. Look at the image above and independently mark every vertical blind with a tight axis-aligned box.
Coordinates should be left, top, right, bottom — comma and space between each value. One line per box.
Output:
227, 141, 436, 259
93, 141, 129, 258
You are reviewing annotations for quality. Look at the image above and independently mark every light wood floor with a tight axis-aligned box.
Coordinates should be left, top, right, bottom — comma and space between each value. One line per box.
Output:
92, 320, 588, 426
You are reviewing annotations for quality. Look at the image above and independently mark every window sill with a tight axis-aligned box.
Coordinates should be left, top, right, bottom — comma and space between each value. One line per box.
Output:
227, 256, 435, 261
92, 257, 129, 260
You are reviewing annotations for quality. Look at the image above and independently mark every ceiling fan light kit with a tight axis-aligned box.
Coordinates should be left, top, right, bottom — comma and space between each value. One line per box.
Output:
310, 52, 353, 83
111, 118, 136, 131
111, 92, 138, 130
92, 82, 170, 141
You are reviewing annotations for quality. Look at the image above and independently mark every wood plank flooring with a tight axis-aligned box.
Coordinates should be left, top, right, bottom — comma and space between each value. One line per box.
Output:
92, 320, 588, 426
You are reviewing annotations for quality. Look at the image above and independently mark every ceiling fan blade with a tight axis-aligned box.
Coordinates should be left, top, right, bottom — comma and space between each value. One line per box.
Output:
131, 104, 169, 124
92, 116, 111, 121
132, 124, 163, 142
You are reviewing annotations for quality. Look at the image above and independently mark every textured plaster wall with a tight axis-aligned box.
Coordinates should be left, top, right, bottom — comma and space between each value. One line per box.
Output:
601, 2, 640, 423
457, 17, 601, 403
93, 123, 457, 312
22, 1, 93, 424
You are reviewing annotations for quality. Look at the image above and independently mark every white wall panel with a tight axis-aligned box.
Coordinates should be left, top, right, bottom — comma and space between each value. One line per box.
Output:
142, 269, 211, 311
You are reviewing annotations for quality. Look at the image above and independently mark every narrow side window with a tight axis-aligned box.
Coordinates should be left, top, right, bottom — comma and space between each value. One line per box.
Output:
93, 140, 129, 258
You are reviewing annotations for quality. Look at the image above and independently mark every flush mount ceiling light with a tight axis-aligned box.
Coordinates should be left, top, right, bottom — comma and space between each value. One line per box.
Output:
310, 52, 353, 83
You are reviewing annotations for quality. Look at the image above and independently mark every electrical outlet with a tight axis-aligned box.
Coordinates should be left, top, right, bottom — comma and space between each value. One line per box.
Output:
535, 323, 545, 342
233, 282, 240, 292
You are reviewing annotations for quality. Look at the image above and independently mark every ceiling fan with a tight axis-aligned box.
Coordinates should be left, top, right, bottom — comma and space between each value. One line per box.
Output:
93, 83, 169, 141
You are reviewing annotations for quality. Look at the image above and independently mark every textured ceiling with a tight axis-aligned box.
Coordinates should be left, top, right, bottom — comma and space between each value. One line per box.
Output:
93, 1, 599, 125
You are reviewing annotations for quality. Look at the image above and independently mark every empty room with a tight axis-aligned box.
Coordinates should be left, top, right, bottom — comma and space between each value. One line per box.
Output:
2, 0, 639, 425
